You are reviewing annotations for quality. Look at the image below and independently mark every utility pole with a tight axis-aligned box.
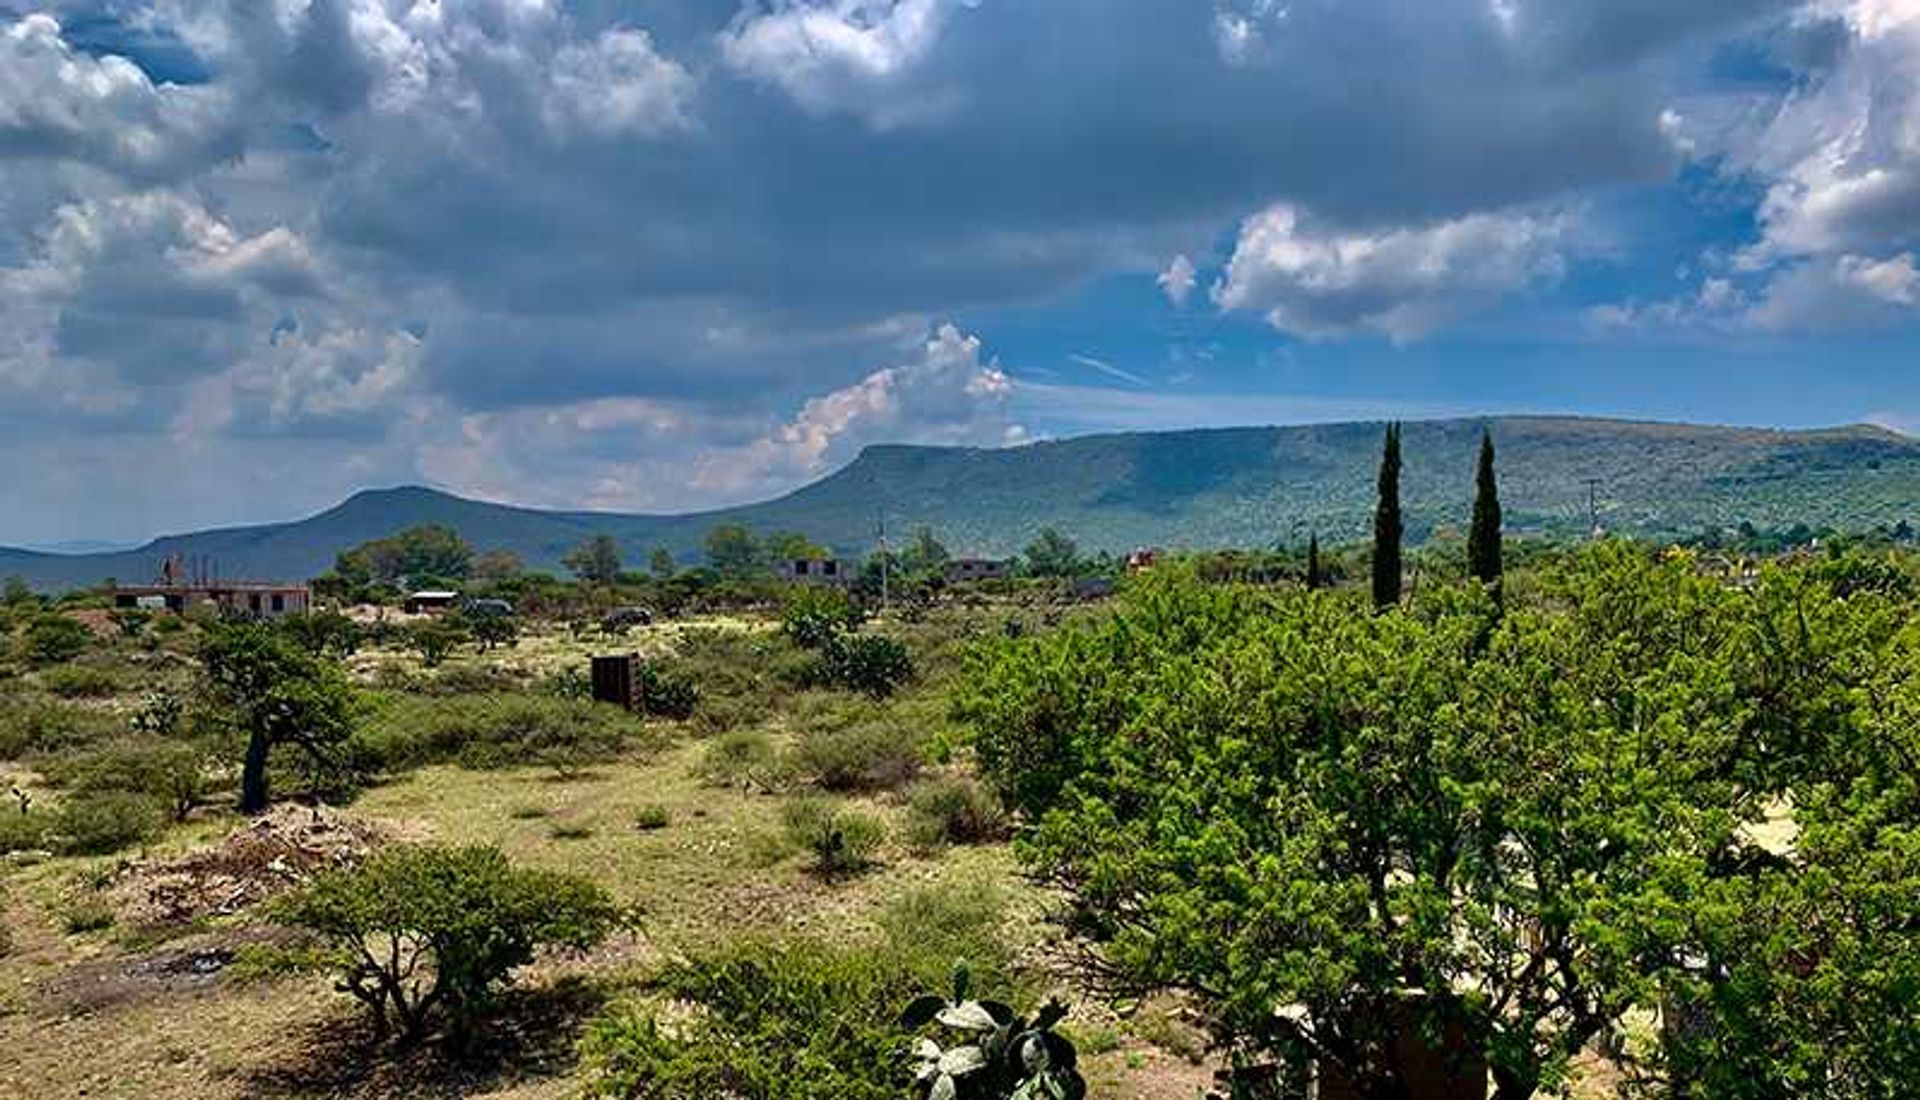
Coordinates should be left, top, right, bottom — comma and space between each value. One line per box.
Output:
876, 511, 890, 614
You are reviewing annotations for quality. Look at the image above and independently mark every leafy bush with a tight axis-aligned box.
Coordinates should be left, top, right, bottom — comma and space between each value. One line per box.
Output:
806, 632, 914, 698
39, 664, 119, 698
578, 884, 1023, 1099
46, 738, 208, 822
0, 694, 120, 759
635, 662, 698, 720
61, 895, 117, 934
697, 729, 790, 791
24, 615, 91, 665
405, 617, 469, 668
790, 719, 923, 792
50, 791, 165, 855
271, 844, 626, 1044
633, 804, 670, 831
355, 693, 650, 775
904, 776, 1007, 848
900, 965, 1085, 1100
780, 795, 885, 876
280, 610, 363, 657
0, 810, 47, 855
781, 587, 863, 650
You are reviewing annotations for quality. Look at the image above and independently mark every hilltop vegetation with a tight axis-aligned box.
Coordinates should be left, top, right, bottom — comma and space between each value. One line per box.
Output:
7, 416, 1920, 589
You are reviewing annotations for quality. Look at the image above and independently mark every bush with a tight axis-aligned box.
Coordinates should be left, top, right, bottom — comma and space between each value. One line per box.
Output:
272, 844, 627, 1044
578, 889, 1021, 1099
697, 729, 789, 791
0, 694, 120, 759
809, 633, 913, 698
46, 738, 208, 822
899, 966, 1084, 1100
50, 791, 165, 855
781, 795, 885, 876
24, 615, 91, 665
904, 776, 1007, 848
0, 810, 47, 854
781, 587, 863, 650
280, 609, 363, 657
39, 664, 119, 698
405, 618, 469, 668
635, 662, 698, 720
354, 693, 650, 775
790, 719, 923, 793
633, 804, 670, 831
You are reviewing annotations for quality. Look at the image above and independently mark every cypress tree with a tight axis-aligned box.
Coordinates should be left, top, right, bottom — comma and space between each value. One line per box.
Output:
1372, 423, 1403, 610
1469, 427, 1503, 588
1306, 533, 1323, 591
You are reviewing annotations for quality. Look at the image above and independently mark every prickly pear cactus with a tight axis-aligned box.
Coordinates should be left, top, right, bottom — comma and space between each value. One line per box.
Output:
900, 964, 1087, 1100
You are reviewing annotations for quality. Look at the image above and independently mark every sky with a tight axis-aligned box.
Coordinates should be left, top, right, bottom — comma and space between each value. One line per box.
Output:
4, 0, 1920, 544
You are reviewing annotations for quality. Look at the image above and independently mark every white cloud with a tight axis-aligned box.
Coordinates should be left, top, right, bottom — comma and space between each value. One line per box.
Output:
1214, 204, 1569, 341
1157, 253, 1199, 307
546, 28, 696, 138
719, 0, 962, 126
0, 13, 236, 181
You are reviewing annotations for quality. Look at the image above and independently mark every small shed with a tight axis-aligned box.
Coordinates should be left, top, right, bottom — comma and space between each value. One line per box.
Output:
591, 653, 642, 711
404, 590, 461, 615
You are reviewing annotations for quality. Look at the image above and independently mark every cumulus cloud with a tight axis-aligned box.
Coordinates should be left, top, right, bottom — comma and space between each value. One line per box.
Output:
1157, 254, 1198, 307
0, 12, 236, 181
719, 0, 962, 125
1214, 204, 1570, 341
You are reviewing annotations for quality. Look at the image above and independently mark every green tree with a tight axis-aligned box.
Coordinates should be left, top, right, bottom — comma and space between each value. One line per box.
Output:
563, 534, 623, 584
648, 547, 677, 579
273, 844, 625, 1045
198, 621, 358, 813
1305, 533, 1323, 591
406, 617, 468, 667
25, 614, 91, 665
899, 527, 952, 577
1469, 427, 1503, 589
466, 610, 519, 652
1021, 528, 1081, 578
470, 549, 525, 584
766, 531, 828, 562
2, 576, 33, 606
705, 523, 763, 578
334, 525, 474, 587
1371, 422, 1402, 609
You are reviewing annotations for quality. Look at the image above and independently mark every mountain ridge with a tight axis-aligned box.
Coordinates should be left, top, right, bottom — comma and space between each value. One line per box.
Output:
7, 415, 1919, 590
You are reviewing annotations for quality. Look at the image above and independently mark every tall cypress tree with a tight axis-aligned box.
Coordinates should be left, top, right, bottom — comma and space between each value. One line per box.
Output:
1306, 533, 1323, 591
1372, 423, 1403, 610
1469, 427, 1503, 588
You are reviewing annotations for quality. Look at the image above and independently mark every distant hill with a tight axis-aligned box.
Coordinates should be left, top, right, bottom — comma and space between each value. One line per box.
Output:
6, 416, 1920, 590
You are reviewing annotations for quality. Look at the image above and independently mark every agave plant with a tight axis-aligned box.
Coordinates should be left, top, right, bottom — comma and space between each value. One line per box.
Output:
900, 964, 1086, 1100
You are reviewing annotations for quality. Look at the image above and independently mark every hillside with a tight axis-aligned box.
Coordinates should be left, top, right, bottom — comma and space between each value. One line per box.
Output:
6, 416, 1920, 589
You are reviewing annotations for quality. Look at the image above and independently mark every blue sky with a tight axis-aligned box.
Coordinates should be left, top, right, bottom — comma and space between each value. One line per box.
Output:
3, 0, 1920, 543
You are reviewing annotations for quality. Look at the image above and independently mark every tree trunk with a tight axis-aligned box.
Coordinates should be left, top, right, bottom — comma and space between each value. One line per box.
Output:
1491, 1066, 1537, 1100
240, 729, 270, 813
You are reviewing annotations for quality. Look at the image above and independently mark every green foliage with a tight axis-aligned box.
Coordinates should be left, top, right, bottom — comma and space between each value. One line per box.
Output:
50, 791, 165, 855
1469, 426, 1503, 587
405, 617, 469, 667
47, 737, 207, 821
705, 523, 763, 579
905, 776, 1007, 848
791, 718, 924, 792
465, 609, 520, 652
198, 621, 359, 812
635, 661, 698, 719
564, 535, 624, 584
131, 689, 184, 737
1020, 529, 1081, 578
809, 632, 914, 697
333, 524, 474, 587
110, 608, 151, 638
1372, 421, 1403, 608
781, 795, 885, 875
633, 803, 670, 830
959, 551, 1920, 1095
782, 586, 863, 650
281, 609, 363, 657
0, 809, 48, 855
698, 729, 790, 791
272, 844, 625, 1045
0, 693, 121, 759
899, 965, 1085, 1100
354, 693, 647, 775
24, 615, 91, 665
38, 663, 119, 698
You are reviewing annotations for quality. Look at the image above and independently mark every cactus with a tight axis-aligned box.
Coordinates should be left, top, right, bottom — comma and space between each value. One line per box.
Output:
900, 964, 1086, 1100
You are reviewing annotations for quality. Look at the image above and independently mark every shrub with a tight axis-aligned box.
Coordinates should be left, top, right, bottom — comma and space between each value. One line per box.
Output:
635, 661, 699, 720
24, 615, 91, 665
40, 664, 119, 698
61, 896, 117, 935
697, 729, 789, 791
810, 633, 914, 698
899, 965, 1085, 1100
782, 587, 863, 650
271, 844, 626, 1044
633, 804, 670, 831
780, 795, 885, 876
790, 719, 923, 793
47, 738, 208, 822
130, 689, 184, 737
281, 609, 363, 657
405, 618, 469, 668
354, 693, 648, 775
904, 776, 1007, 848
0, 810, 47, 854
547, 821, 595, 840
0, 694, 120, 759
50, 791, 165, 855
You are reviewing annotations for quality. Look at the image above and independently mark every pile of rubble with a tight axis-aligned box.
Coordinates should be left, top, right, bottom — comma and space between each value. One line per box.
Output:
111, 803, 384, 928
